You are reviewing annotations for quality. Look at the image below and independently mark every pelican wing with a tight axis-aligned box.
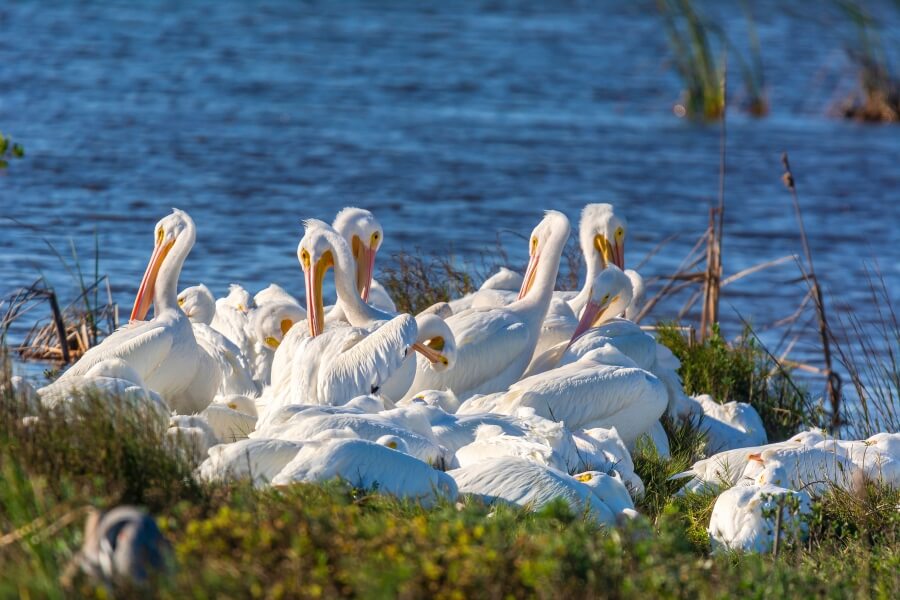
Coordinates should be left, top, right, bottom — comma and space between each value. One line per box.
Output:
318, 314, 417, 405
60, 321, 175, 381
495, 362, 667, 444
192, 323, 258, 397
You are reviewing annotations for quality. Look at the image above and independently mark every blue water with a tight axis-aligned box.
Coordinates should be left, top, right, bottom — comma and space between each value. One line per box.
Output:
2, 1, 898, 393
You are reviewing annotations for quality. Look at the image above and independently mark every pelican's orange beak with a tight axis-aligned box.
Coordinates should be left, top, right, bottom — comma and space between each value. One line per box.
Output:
612, 239, 625, 270
517, 252, 540, 300
130, 237, 174, 322
413, 337, 446, 365
304, 251, 333, 337
567, 294, 615, 347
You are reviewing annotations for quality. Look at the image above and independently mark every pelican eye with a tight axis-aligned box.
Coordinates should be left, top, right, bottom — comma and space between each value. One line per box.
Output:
265, 336, 280, 348
227, 402, 238, 410
440, 356, 449, 366
300, 250, 311, 269
386, 440, 398, 449
575, 473, 593, 482
237, 304, 246, 313
530, 236, 538, 255
371, 231, 380, 246
615, 226, 625, 239
156, 228, 164, 245
424, 336, 445, 351
602, 294, 610, 303
177, 297, 185, 306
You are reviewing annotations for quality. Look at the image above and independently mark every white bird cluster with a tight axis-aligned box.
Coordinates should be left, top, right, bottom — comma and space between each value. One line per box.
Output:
31, 203, 798, 529
674, 428, 900, 553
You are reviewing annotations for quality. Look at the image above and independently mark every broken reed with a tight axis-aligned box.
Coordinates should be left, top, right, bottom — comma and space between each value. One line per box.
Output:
1, 277, 118, 365
780, 152, 841, 430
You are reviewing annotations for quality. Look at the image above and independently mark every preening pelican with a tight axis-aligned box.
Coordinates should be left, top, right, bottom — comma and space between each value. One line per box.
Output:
58, 209, 216, 413
177, 284, 216, 325
404, 211, 571, 401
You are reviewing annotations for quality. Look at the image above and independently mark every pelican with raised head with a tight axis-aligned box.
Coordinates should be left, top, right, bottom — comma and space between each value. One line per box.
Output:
58, 209, 218, 413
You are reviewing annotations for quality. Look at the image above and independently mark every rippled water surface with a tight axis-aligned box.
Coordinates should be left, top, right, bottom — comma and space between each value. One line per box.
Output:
2, 1, 898, 388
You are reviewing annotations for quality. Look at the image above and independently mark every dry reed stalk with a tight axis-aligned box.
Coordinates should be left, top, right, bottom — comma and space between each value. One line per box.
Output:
781, 152, 841, 430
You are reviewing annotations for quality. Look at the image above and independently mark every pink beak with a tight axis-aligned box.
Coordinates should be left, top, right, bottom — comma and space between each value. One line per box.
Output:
517, 252, 540, 300
567, 297, 612, 348
359, 243, 376, 303
304, 265, 322, 337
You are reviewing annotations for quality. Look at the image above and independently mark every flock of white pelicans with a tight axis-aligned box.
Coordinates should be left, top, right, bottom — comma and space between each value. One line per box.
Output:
11, 204, 899, 556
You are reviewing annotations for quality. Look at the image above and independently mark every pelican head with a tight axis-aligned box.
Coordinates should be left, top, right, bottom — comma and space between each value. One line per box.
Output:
517, 210, 571, 300
131, 209, 196, 322
251, 299, 305, 349
332, 207, 383, 303
376, 434, 410, 453
297, 223, 351, 337
411, 314, 458, 372
568, 266, 633, 344
580, 203, 626, 272
177, 284, 216, 324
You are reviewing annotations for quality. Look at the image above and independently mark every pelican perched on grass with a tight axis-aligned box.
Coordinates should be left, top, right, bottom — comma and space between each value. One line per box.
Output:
57, 209, 217, 413
404, 211, 571, 401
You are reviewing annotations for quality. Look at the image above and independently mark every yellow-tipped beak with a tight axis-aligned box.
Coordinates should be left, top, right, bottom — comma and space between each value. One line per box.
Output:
412, 341, 445, 364
131, 239, 174, 322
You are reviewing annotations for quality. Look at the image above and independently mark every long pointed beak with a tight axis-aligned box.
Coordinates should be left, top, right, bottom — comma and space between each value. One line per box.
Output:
130, 240, 173, 322
357, 243, 376, 303
567, 297, 612, 348
412, 342, 444, 364
305, 253, 333, 337
517, 252, 540, 300
613, 240, 625, 270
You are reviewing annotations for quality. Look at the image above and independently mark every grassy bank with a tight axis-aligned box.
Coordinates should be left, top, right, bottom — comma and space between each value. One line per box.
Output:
1, 328, 898, 598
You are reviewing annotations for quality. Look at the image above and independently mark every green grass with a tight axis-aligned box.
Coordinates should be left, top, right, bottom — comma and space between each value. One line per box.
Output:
656, 323, 823, 441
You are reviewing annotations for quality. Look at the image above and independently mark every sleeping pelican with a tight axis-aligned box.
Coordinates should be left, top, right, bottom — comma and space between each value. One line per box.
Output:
404, 211, 571, 401
57, 209, 216, 413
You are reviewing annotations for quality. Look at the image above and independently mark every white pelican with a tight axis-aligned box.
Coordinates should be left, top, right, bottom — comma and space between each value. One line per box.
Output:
176, 284, 216, 325
671, 428, 828, 494
449, 457, 624, 524
459, 344, 668, 448
247, 284, 306, 384
815, 433, 900, 488
379, 312, 458, 401
200, 438, 304, 486
58, 209, 216, 413
329, 207, 397, 317
708, 484, 812, 553
741, 445, 859, 495
567, 203, 644, 320
253, 409, 453, 467
404, 211, 571, 401
166, 413, 219, 464
37, 358, 169, 430
271, 436, 458, 507
688, 393, 768, 453
177, 284, 258, 398
209, 284, 255, 357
